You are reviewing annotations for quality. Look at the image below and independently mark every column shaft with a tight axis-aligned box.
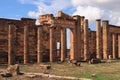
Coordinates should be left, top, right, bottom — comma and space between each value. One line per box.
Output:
102, 20, 109, 59
70, 29, 76, 59
60, 28, 66, 61
96, 19, 102, 59
84, 19, 89, 60
37, 26, 43, 63
112, 33, 117, 59
8, 24, 14, 65
118, 34, 120, 58
80, 16, 84, 58
76, 16, 81, 60
50, 27, 55, 62
24, 25, 28, 64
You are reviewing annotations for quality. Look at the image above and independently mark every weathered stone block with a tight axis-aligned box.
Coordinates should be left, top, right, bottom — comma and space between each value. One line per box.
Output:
7, 64, 20, 76
40, 64, 51, 69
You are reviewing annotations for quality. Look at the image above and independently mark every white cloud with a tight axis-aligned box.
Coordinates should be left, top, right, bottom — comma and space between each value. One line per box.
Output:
71, 0, 120, 26
19, 0, 25, 4
73, 6, 105, 23
19, 0, 120, 26
28, 11, 39, 18
25, 0, 72, 18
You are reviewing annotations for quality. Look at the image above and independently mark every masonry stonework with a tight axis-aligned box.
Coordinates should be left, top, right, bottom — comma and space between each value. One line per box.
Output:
0, 11, 120, 64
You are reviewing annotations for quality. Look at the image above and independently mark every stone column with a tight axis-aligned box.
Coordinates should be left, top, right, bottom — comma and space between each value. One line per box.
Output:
80, 16, 84, 58
112, 33, 117, 59
8, 23, 14, 65
50, 26, 54, 62
60, 28, 66, 61
118, 34, 120, 58
73, 16, 81, 60
102, 20, 109, 59
80, 16, 85, 28
70, 29, 76, 60
24, 25, 28, 64
64, 29, 67, 58
96, 19, 102, 59
77, 17, 81, 60
37, 26, 43, 63
84, 19, 89, 60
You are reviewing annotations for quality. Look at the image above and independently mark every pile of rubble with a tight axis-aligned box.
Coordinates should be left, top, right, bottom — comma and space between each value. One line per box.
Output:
0, 64, 20, 77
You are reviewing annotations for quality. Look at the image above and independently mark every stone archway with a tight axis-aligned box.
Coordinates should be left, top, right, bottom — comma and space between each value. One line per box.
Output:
39, 11, 85, 62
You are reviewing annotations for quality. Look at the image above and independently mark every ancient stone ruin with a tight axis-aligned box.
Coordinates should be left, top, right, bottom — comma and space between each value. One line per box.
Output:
0, 11, 120, 64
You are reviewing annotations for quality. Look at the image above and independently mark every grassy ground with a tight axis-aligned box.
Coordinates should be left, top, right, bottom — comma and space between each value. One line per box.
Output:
19, 60, 120, 80
1, 60, 120, 80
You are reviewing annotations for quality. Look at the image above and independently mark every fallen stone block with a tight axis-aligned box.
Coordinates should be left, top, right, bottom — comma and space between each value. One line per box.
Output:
7, 64, 20, 76
40, 64, 51, 69
25, 74, 38, 78
69, 59, 81, 66
0, 72, 12, 77
89, 58, 101, 64
91, 73, 96, 77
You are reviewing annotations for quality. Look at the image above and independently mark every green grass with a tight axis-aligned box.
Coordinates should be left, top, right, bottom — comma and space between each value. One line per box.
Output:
2, 60, 120, 80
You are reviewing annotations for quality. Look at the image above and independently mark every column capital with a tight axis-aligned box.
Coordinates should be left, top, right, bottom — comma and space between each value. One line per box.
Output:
80, 16, 85, 19
96, 19, 101, 21
102, 20, 109, 23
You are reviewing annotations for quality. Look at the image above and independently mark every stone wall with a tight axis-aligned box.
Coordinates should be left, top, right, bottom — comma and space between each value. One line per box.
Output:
1, 11, 120, 64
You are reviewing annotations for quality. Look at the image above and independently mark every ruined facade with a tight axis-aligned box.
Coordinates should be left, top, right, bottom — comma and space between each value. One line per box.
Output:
0, 11, 120, 64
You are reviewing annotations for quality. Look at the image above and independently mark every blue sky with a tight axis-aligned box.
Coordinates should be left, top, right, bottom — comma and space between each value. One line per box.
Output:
0, 0, 36, 19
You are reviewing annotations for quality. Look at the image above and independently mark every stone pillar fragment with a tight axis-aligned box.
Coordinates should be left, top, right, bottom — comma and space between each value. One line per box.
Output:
84, 19, 89, 60
118, 34, 120, 58
96, 19, 102, 59
112, 33, 117, 59
37, 26, 43, 63
8, 23, 14, 65
60, 28, 66, 61
102, 20, 109, 59
24, 25, 28, 64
